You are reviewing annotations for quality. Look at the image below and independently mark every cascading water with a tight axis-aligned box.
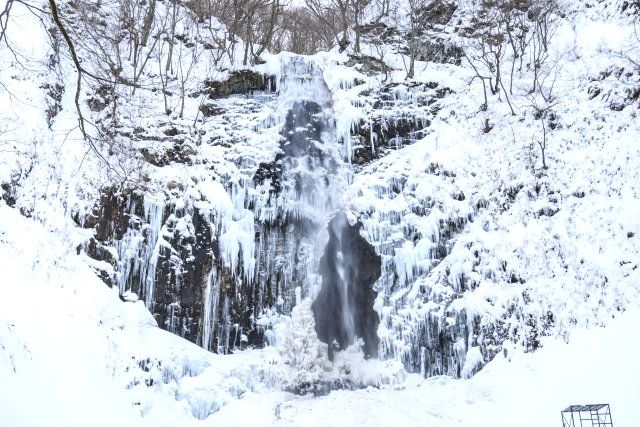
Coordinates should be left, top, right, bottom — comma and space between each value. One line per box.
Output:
85, 53, 483, 382
251, 56, 381, 359
335, 231, 356, 346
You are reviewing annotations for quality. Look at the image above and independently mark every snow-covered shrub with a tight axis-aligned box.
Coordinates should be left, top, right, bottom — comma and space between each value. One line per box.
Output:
266, 298, 332, 389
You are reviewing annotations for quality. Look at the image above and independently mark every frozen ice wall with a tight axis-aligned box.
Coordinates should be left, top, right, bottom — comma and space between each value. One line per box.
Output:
95, 55, 367, 356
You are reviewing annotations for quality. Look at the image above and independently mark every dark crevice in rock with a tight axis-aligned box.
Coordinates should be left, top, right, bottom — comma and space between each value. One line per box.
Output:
312, 212, 381, 359
154, 208, 212, 342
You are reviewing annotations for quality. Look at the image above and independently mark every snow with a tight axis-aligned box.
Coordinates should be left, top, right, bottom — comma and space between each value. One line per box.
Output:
1, 0, 640, 425
0, 204, 145, 427
208, 309, 640, 426
313, 0, 640, 382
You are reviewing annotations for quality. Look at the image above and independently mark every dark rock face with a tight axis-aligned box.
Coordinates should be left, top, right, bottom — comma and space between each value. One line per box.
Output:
81, 189, 213, 344
312, 212, 381, 358
197, 70, 276, 132
140, 142, 196, 167
411, 40, 463, 65
82, 189, 141, 242
419, 0, 458, 26
351, 82, 452, 166
79, 189, 143, 288
201, 70, 276, 99
404, 0, 463, 66
154, 208, 212, 342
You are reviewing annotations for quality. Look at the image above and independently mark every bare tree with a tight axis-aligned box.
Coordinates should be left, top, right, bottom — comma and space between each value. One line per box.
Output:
528, 0, 559, 95
275, 7, 333, 54
528, 96, 558, 170
402, 0, 431, 79
351, 0, 371, 53
253, 0, 286, 60
305, 0, 354, 51
465, 1, 508, 95
462, 0, 558, 113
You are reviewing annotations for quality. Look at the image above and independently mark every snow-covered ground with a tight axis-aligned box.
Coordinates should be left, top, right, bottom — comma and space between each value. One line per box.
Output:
2, 0, 640, 425
229, 310, 640, 426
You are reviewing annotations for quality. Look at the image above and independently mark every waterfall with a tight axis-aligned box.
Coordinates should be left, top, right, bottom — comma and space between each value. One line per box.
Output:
313, 211, 381, 359
252, 56, 382, 359
201, 269, 220, 351
106, 55, 381, 359
333, 214, 356, 346
251, 56, 348, 310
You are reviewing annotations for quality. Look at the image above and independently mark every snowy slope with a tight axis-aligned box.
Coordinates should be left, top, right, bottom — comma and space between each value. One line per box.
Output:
0, 203, 254, 426
1, 0, 640, 425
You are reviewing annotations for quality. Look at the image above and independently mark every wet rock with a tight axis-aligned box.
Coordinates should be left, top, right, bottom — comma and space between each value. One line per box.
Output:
312, 212, 381, 359
199, 103, 226, 117
83, 189, 143, 241
154, 209, 212, 342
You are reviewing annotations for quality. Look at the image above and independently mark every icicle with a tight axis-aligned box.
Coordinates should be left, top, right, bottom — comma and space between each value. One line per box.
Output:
202, 269, 220, 351
141, 201, 165, 308
114, 198, 165, 308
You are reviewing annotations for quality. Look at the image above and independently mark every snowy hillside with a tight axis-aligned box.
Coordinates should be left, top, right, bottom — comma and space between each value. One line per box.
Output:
1, 0, 640, 425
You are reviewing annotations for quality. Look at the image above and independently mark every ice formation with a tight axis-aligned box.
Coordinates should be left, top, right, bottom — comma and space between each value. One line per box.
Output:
103, 55, 382, 362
